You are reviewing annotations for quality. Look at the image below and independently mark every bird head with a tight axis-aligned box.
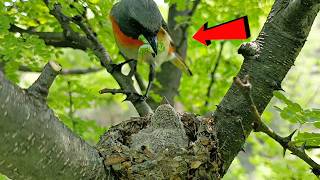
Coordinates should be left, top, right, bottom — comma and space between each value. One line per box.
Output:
111, 0, 162, 56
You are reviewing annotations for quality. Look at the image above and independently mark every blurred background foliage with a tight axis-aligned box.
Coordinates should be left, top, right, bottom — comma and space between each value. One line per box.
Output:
0, 0, 319, 179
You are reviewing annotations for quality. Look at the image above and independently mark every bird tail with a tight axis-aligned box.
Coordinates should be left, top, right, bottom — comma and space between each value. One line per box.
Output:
171, 53, 193, 76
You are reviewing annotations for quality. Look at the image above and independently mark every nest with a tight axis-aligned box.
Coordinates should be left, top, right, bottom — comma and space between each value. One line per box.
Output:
97, 104, 223, 179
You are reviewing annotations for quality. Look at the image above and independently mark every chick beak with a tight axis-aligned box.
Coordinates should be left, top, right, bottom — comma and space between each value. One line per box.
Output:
146, 35, 157, 57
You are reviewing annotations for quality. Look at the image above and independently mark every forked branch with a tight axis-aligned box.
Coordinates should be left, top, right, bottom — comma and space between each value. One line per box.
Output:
234, 76, 320, 176
28, 61, 61, 99
42, 0, 152, 116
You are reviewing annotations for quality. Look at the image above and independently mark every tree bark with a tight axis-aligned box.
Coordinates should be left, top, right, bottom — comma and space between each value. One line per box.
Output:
0, 70, 107, 179
213, 0, 320, 174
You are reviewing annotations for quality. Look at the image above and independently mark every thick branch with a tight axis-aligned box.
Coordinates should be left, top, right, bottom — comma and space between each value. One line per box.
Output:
0, 70, 107, 179
234, 76, 320, 176
212, 0, 320, 174
28, 61, 61, 99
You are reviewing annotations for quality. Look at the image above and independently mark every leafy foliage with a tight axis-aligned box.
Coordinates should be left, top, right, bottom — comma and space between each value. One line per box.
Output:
0, 174, 9, 180
274, 91, 320, 148
274, 91, 320, 124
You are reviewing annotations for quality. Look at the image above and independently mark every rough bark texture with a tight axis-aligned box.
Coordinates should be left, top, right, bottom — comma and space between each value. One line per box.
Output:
213, 0, 320, 174
0, 71, 107, 179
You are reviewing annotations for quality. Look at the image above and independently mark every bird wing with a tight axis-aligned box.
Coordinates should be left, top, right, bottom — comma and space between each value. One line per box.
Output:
158, 27, 193, 76
160, 20, 183, 59
161, 17, 169, 32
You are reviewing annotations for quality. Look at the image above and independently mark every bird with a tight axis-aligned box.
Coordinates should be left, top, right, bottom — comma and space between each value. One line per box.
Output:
110, 0, 192, 99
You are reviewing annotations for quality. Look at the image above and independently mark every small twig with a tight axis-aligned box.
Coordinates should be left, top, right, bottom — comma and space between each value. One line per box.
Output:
99, 88, 142, 100
61, 67, 102, 75
205, 41, 225, 106
28, 61, 61, 99
9, 24, 87, 50
135, 72, 146, 92
19, 66, 102, 75
118, 52, 146, 91
176, 24, 189, 49
188, 0, 201, 16
99, 88, 133, 95
234, 76, 320, 176
305, 145, 320, 150
45, 3, 93, 49
71, 15, 113, 68
173, 0, 201, 50
99, 88, 145, 103
67, 81, 76, 129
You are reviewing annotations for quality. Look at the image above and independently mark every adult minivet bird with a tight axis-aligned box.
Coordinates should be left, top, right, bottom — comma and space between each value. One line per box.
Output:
110, 0, 192, 99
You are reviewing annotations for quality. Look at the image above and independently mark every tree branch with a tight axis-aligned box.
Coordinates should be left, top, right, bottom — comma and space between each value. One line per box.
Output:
19, 65, 103, 75
0, 66, 107, 179
61, 67, 102, 75
212, 0, 320, 175
43, 1, 152, 116
9, 24, 88, 50
119, 52, 146, 92
187, 0, 201, 17
134, 72, 146, 92
99, 88, 135, 95
68, 81, 76, 129
234, 76, 320, 176
204, 41, 225, 106
28, 61, 61, 99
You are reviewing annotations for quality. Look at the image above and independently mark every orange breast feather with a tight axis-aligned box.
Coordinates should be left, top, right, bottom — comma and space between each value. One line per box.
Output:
110, 16, 143, 48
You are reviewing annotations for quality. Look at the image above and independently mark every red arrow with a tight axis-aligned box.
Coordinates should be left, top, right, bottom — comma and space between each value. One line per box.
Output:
193, 16, 250, 46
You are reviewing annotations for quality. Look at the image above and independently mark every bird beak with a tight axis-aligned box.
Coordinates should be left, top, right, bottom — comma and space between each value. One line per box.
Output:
146, 35, 157, 57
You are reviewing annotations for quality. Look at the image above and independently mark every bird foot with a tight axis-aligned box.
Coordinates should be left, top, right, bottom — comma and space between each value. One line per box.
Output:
109, 63, 122, 74
138, 94, 148, 101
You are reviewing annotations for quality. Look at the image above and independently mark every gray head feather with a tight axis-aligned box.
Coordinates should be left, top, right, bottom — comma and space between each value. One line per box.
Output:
127, 0, 162, 32
111, 0, 163, 36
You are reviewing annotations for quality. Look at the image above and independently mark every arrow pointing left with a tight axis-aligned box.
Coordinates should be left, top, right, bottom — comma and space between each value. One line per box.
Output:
193, 16, 251, 46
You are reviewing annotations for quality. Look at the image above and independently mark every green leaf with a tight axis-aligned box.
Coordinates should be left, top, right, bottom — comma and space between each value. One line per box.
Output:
313, 122, 320, 129
4, 60, 20, 83
305, 109, 320, 123
295, 132, 320, 146
274, 92, 298, 109
273, 92, 305, 124
0, 15, 12, 32
279, 107, 303, 123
